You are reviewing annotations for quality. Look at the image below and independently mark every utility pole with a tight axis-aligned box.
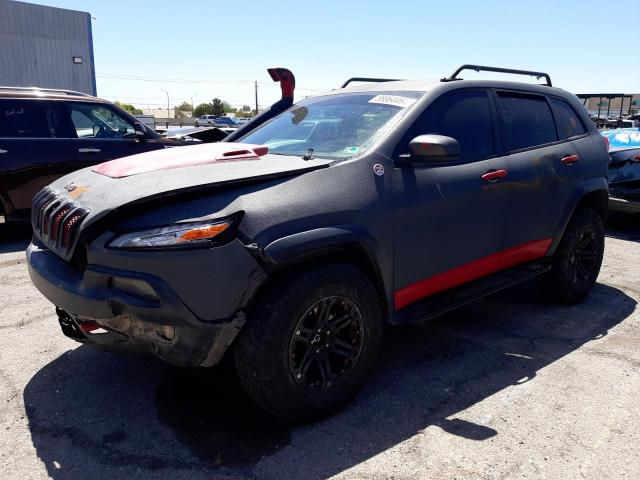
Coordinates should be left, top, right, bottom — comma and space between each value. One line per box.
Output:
254, 81, 258, 116
161, 89, 170, 128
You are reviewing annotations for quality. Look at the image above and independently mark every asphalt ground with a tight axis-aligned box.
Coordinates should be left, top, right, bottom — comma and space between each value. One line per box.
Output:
1, 215, 639, 479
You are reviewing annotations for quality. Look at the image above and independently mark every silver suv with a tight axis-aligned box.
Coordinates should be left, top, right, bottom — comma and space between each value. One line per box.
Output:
194, 115, 217, 127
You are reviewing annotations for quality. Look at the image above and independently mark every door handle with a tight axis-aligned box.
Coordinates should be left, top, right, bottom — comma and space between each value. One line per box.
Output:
0, 149, 7, 154
78, 148, 101, 153
481, 169, 508, 182
561, 154, 579, 165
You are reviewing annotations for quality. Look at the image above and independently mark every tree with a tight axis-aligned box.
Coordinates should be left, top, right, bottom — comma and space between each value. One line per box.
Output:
193, 103, 213, 117
177, 101, 192, 112
223, 101, 236, 114
114, 101, 142, 115
211, 98, 225, 117
234, 105, 253, 118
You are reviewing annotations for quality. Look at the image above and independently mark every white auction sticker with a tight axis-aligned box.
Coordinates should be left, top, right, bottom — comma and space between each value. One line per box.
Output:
368, 95, 417, 108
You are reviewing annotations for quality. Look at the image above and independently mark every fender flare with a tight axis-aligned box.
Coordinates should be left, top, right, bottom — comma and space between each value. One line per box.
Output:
263, 224, 393, 314
549, 177, 609, 255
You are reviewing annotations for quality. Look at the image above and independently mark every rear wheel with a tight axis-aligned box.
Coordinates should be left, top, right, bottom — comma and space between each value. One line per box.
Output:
539, 208, 604, 304
234, 263, 382, 422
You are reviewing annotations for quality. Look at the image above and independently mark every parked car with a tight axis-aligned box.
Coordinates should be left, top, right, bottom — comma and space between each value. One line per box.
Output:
213, 116, 240, 128
194, 115, 217, 127
27, 65, 609, 421
608, 147, 640, 212
0, 86, 200, 223
602, 128, 640, 212
162, 126, 229, 144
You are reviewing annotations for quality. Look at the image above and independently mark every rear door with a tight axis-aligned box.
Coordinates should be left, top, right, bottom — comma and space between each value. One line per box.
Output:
392, 89, 510, 310
0, 99, 76, 214
61, 101, 164, 164
496, 91, 584, 251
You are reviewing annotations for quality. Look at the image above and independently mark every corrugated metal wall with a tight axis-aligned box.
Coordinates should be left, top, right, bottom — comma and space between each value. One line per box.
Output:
0, 0, 96, 95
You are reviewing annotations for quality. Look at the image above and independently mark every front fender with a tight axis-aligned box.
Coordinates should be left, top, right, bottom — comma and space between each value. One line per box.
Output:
263, 224, 393, 313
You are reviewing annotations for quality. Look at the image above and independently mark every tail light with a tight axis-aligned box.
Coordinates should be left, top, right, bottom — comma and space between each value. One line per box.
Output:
603, 136, 610, 151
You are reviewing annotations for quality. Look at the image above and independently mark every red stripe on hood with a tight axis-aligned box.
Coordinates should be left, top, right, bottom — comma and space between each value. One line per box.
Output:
92, 143, 268, 178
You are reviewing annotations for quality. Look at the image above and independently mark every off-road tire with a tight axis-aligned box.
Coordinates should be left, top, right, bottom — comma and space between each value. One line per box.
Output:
539, 208, 604, 304
234, 263, 383, 422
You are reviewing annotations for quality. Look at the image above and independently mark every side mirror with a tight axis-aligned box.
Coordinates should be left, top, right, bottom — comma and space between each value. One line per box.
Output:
133, 122, 148, 139
408, 134, 460, 163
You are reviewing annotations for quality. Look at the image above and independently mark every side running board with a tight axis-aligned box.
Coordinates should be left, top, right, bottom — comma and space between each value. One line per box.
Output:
390, 260, 551, 325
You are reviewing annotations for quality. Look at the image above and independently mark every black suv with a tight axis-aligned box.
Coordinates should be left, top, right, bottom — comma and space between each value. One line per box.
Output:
0, 87, 184, 222
27, 66, 609, 421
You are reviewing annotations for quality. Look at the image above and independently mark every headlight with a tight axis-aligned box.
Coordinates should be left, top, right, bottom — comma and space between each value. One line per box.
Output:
108, 218, 236, 250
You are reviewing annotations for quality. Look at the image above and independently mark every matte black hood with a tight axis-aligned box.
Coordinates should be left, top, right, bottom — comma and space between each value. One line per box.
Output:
42, 142, 333, 230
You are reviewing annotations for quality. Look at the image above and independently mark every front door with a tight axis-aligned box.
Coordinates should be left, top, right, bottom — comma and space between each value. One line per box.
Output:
61, 101, 164, 165
392, 89, 510, 310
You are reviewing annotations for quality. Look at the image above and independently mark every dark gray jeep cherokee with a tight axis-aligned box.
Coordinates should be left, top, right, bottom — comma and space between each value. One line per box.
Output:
27, 66, 609, 421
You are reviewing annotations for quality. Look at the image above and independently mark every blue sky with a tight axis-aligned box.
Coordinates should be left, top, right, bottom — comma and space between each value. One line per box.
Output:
33, 0, 640, 110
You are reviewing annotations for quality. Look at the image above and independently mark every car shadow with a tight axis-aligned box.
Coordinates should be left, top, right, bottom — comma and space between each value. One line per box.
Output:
0, 223, 32, 254
606, 211, 640, 242
23, 281, 635, 480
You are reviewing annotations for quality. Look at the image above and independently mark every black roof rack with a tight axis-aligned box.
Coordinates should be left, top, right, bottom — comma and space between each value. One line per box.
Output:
0, 86, 92, 97
341, 77, 400, 88
441, 64, 552, 87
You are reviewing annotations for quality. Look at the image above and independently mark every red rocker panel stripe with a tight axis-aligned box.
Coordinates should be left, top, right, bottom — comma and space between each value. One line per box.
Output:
394, 238, 553, 311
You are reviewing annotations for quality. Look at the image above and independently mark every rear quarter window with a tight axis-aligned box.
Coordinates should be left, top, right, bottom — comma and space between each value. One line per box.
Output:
497, 93, 557, 151
550, 97, 587, 139
0, 100, 54, 138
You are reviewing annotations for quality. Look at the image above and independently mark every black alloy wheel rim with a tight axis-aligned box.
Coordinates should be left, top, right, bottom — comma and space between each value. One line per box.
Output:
289, 296, 364, 389
572, 228, 598, 284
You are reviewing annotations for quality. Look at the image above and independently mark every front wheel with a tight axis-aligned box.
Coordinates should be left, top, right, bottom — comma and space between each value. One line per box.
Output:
234, 264, 383, 422
539, 208, 604, 304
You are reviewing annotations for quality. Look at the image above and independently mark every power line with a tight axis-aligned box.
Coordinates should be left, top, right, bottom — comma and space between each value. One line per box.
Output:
96, 73, 255, 84
96, 72, 326, 92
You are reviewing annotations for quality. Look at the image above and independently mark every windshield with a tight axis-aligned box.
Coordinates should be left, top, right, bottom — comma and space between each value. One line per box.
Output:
239, 91, 424, 159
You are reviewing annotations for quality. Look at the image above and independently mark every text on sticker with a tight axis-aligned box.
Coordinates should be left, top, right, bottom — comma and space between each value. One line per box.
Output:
368, 95, 417, 108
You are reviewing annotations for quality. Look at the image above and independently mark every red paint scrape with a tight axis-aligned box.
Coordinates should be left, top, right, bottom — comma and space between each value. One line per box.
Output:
93, 143, 268, 178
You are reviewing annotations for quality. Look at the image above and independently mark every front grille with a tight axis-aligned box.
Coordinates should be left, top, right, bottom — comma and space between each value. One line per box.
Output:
32, 189, 89, 255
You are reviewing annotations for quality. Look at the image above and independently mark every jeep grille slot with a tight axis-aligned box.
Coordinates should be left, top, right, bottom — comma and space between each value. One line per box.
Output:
32, 189, 89, 255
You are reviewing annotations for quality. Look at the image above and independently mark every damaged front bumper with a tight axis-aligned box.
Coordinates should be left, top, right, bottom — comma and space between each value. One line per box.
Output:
27, 237, 266, 367
54, 307, 244, 367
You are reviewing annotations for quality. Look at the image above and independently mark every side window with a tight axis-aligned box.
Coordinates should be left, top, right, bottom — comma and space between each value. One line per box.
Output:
550, 97, 587, 139
0, 100, 57, 138
397, 90, 494, 162
497, 93, 557, 151
66, 103, 136, 139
